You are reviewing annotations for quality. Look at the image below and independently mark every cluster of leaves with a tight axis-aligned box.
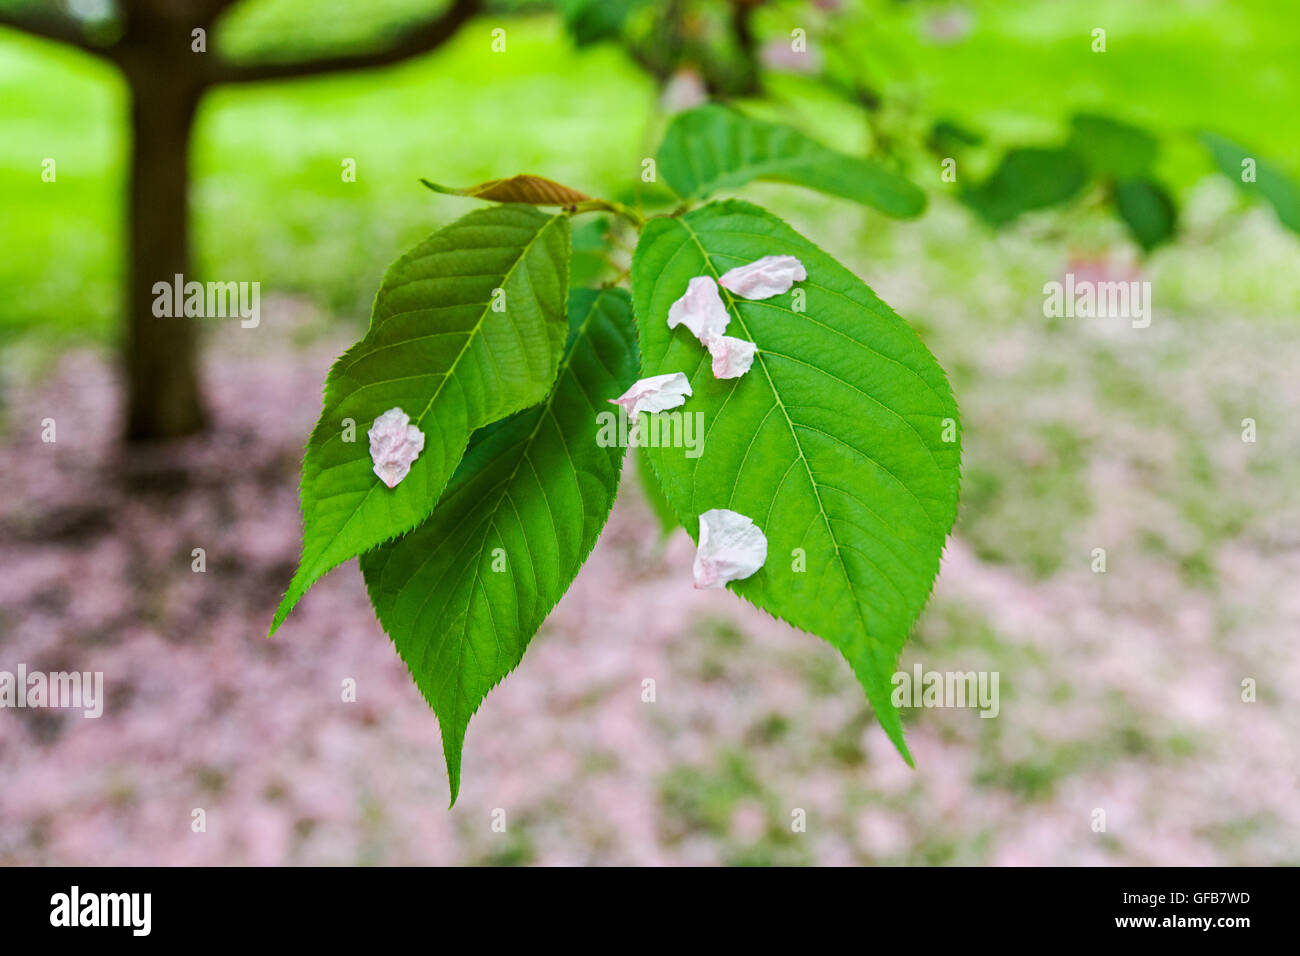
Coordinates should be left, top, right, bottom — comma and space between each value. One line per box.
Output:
271, 104, 960, 804
949, 113, 1177, 251
553, 0, 1300, 255
1199, 132, 1300, 236
945, 114, 1300, 251
556, 0, 767, 97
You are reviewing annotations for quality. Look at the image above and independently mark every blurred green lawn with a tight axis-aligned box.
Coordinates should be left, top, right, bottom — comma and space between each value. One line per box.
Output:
1, 0, 1297, 345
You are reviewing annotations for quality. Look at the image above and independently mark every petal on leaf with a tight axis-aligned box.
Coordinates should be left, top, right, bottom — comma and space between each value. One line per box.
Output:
368, 407, 426, 489
361, 288, 640, 805
705, 333, 757, 379
632, 199, 962, 763
270, 204, 571, 636
609, 372, 692, 417
719, 254, 807, 299
693, 508, 768, 589
667, 275, 729, 341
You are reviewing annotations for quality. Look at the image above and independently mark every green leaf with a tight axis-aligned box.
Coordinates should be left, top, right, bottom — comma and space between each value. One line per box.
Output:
1200, 132, 1300, 234
360, 287, 639, 804
657, 104, 926, 219
632, 200, 961, 761
926, 119, 985, 157
270, 204, 571, 635
963, 147, 1088, 226
570, 216, 616, 287
1067, 113, 1158, 180
1114, 178, 1177, 252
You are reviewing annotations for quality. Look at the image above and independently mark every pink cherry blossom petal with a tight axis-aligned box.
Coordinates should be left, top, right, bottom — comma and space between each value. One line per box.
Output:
718, 255, 807, 299
608, 372, 693, 417
368, 407, 425, 489
705, 333, 757, 379
667, 276, 729, 341
693, 508, 768, 589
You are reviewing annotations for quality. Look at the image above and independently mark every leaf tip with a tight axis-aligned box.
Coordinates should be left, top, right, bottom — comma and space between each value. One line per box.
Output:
877, 700, 915, 768
266, 606, 286, 640
441, 725, 465, 809
899, 740, 917, 769
268, 585, 301, 639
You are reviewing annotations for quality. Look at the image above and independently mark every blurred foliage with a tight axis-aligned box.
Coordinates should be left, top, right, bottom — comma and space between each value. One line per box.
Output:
1201, 132, 1300, 234
953, 111, 1296, 251
558, 0, 764, 97
962, 147, 1088, 227
1067, 113, 1158, 181
955, 114, 1176, 249
1113, 178, 1176, 252
1, 0, 1299, 346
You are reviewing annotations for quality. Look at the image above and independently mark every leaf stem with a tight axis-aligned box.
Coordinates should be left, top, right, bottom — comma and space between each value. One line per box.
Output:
572, 199, 646, 230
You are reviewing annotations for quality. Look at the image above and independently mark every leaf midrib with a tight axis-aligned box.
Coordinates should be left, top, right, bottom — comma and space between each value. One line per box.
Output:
311, 214, 564, 539
670, 223, 952, 505
673, 215, 880, 650
394, 288, 619, 734
274, 213, 566, 632
676, 113, 902, 202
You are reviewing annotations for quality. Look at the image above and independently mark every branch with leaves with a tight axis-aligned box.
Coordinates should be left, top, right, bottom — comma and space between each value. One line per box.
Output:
270, 104, 960, 805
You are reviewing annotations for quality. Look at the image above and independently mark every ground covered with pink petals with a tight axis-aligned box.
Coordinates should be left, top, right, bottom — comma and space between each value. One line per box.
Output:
3, 198, 1299, 865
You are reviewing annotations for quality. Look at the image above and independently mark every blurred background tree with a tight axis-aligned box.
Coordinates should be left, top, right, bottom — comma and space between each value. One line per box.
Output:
0, 0, 480, 441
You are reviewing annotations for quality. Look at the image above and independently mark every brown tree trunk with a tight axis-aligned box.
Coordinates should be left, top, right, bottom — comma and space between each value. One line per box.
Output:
122, 60, 206, 441
3, 1, 480, 445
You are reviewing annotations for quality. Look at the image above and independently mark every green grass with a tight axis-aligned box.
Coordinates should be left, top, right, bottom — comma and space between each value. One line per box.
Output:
1, 0, 1297, 346
803, 0, 1300, 166
658, 749, 813, 865
0, 13, 655, 342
